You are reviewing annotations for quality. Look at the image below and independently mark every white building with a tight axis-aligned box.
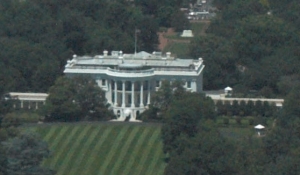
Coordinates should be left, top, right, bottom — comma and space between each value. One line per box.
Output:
64, 51, 205, 121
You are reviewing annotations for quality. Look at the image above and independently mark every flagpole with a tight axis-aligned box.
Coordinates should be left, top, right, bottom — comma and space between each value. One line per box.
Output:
134, 28, 137, 56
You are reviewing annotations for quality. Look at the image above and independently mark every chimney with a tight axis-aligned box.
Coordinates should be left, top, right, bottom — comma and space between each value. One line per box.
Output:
119, 51, 123, 59
166, 52, 171, 58
103, 50, 108, 56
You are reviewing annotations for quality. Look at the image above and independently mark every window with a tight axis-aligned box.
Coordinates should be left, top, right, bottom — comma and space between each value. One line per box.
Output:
187, 81, 191, 88
156, 80, 160, 87
102, 79, 106, 86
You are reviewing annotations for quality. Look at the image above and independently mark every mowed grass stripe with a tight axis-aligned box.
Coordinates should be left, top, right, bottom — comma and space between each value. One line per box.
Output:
126, 127, 157, 175
97, 125, 131, 175
81, 125, 117, 174
145, 137, 165, 175
102, 126, 135, 175
151, 140, 166, 175
35, 125, 51, 138
135, 127, 161, 175
121, 126, 154, 175
45, 126, 70, 150
67, 126, 106, 175
58, 125, 93, 175
156, 158, 167, 175
115, 126, 146, 175
77, 127, 114, 175
108, 126, 141, 175
42, 126, 72, 166
51, 126, 82, 169
41, 125, 63, 142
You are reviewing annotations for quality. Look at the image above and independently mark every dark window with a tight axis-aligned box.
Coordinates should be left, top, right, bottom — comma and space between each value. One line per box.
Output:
187, 81, 191, 88
156, 81, 160, 87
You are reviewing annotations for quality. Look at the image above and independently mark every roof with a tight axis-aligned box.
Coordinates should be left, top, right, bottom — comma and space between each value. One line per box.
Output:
254, 124, 265, 129
225, 86, 232, 91
70, 51, 199, 68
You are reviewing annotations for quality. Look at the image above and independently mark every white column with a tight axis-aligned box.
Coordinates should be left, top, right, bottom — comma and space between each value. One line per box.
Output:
36, 102, 38, 109
21, 100, 23, 108
107, 80, 112, 104
192, 81, 197, 92
131, 81, 135, 107
114, 81, 118, 106
147, 80, 151, 105
140, 81, 144, 107
122, 81, 125, 107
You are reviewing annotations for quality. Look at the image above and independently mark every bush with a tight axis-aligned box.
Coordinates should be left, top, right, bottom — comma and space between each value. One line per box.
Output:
235, 117, 242, 125
248, 118, 254, 125
223, 118, 229, 125
2, 112, 41, 127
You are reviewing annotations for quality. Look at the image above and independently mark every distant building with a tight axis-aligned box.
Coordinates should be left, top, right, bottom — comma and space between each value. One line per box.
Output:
64, 51, 205, 121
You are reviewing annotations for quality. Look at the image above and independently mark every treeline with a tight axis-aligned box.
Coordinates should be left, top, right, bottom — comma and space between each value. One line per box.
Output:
158, 81, 300, 175
188, 0, 300, 96
0, 0, 189, 93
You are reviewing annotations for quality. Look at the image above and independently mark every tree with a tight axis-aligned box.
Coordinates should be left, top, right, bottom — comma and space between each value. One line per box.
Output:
164, 121, 235, 175
3, 132, 55, 175
72, 76, 113, 121
0, 144, 7, 175
42, 76, 81, 122
189, 35, 239, 89
150, 81, 173, 119
262, 86, 300, 174
161, 92, 216, 154
170, 10, 190, 32
42, 76, 113, 122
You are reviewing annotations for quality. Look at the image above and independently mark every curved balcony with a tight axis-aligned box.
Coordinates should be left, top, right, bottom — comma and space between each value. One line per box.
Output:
107, 67, 154, 78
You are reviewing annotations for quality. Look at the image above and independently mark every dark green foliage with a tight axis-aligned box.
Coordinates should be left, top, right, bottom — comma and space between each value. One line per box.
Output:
171, 11, 190, 32
0, 144, 7, 175
223, 117, 229, 125
261, 87, 300, 174
231, 100, 239, 116
189, 35, 239, 89
164, 121, 235, 175
161, 92, 216, 154
239, 100, 247, 116
235, 116, 242, 125
3, 132, 55, 175
0, 0, 161, 93
42, 76, 113, 122
190, 0, 300, 95
248, 118, 254, 125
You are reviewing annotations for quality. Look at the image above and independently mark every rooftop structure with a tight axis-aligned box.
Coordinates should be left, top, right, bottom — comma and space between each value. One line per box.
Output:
64, 51, 205, 121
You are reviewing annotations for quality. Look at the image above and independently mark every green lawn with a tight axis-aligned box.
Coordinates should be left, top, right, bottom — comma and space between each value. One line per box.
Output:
27, 120, 261, 175
163, 42, 191, 58
31, 122, 166, 175
191, 22, 206, 36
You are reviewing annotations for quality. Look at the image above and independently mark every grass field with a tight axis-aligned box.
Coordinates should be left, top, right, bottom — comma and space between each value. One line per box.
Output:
163, 42, 191, 58
32, 122, 166, 175
27, 120, 257, 175
162, 22, 208, 57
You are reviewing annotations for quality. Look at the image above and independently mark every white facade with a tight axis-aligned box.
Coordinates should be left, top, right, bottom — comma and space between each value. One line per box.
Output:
64, 51, 205, 121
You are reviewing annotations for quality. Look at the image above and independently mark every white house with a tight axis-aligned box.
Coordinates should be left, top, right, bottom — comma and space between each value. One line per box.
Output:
63, 51, 205, 121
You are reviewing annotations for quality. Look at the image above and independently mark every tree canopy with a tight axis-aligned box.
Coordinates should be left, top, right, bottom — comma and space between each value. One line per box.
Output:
1, 0, 186, 93
2, 132, 55, 175
190, 0, 300, 96
42, 76, 114, 122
